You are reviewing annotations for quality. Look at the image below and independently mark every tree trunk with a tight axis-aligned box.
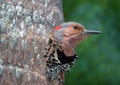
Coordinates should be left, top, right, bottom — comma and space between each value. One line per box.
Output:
0, 0, 64, 85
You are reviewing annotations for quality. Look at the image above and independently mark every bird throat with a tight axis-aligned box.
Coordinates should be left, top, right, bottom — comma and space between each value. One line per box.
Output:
57, 49, 77, 64
62, 44, 75, 57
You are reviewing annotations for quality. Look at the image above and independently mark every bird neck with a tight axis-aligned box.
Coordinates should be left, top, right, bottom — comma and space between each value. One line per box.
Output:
62, 44, 75, 57
48, 38, 76, 57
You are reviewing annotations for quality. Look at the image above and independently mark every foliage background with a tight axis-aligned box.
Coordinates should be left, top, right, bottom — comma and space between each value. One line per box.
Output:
63, 0, 120, 85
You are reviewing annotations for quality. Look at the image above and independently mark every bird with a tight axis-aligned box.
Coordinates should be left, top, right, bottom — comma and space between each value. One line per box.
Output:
43, 22, 101, 83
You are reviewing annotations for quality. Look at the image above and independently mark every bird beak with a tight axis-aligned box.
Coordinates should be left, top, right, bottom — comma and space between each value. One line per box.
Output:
82, 30, 102, 35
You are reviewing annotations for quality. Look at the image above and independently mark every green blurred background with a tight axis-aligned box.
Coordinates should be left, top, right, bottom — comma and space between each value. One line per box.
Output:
63, 0, 120, 85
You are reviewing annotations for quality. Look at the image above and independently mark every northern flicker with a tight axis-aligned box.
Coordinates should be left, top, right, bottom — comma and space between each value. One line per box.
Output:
44, 22, 101, 82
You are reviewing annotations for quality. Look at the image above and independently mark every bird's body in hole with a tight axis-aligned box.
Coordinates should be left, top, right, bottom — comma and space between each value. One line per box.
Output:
43, 22, 101, 82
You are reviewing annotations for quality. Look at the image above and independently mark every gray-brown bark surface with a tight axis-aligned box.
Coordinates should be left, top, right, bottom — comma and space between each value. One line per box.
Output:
0, 0, 64, 85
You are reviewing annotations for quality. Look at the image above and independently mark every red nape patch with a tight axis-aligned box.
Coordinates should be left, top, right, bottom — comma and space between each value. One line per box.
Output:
53, 25, 62, 30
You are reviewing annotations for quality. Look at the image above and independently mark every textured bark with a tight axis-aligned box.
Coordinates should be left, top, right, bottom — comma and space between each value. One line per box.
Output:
0, 0, 64, 85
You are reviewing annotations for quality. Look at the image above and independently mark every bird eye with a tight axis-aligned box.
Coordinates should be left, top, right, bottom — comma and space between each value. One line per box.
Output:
73, 26, 78, 30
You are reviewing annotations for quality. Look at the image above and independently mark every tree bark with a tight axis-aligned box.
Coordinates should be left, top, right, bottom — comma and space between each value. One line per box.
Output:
0, 0, 64, 85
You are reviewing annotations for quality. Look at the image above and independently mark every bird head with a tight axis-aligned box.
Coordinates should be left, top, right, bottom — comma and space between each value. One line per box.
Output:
53, 22, 101, 56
